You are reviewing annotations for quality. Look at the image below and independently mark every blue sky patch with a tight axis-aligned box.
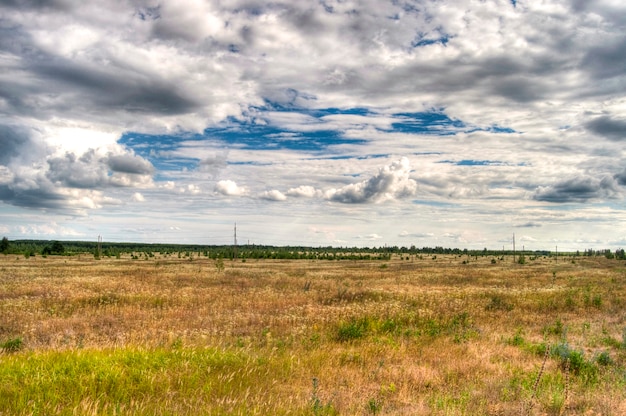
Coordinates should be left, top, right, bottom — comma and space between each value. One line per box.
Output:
412, 199, 460, 208
119, 100, 510, 173
389, 111, 465, 135
438, 159, 505, 166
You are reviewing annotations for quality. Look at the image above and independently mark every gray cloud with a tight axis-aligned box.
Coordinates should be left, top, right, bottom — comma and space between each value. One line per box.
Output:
107, 153, 154, 175
533, 176, 622, 203
0, 183, 67, 210
47, 150, 108, 189
0, 124, 31, 165
581, 36, 626, 81
585, 116, 626, 141
28, 55, 200, 116
615, 169, 626, 186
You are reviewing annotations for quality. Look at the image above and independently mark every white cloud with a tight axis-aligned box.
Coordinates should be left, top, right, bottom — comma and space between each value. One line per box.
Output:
326, 157, 417, 203
286, 185, 321, 198
260, 189, 287, 201
214, 180, 247, 196
132, 192, 145, 202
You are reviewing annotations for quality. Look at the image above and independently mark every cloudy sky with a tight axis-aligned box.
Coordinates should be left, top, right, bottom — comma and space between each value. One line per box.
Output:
1, 0, 625, 250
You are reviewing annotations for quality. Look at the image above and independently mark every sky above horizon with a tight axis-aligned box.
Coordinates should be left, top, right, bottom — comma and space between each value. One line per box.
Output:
1, 0, 625, 251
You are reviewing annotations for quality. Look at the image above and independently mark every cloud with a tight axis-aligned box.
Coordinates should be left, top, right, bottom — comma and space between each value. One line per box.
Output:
0, 124, 33, 165
515, 222, 542, 228
400, 231, 435, 238
1, 0, 625, 249
356, 233, 383, 241
533, 176, 622, 203
585, 116, 626, 141
327, 157, 417, 204
107, 153, 154, 175
45, 149, 154, 190
46, 150, 108, 189
214, 180, 247, 196
260, 189, 287, 201
286, 185, 321, 198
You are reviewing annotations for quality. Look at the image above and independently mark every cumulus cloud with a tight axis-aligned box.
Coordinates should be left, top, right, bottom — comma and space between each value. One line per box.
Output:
327, 157, 417, 204
46, 150, 108, 189
286, 185, 322, 198
260, 189, 287, 201
214, 180, 247, 196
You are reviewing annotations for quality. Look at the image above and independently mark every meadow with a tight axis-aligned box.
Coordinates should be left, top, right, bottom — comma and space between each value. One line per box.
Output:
1, 252, 625, 415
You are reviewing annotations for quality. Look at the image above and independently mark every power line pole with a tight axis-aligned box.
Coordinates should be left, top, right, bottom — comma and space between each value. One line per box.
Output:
233, 223, 238, 260
512, 233, 516, 263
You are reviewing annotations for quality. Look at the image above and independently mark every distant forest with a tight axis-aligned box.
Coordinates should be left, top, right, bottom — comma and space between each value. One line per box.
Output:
2, 237, 624, 261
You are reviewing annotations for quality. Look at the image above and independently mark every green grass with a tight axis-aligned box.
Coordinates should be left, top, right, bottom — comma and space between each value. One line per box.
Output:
0, 347, 287, 415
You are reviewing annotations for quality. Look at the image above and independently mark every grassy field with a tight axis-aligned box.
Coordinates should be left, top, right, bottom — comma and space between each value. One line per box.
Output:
1, 252, 625, 415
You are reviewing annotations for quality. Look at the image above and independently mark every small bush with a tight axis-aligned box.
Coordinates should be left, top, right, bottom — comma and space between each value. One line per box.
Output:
551, 342, 598, 385
1, 337, 23, 353
595, 351, 612, 366
507, 328, 525, 346
336, 318, 370, 342
544, 318, 565, 337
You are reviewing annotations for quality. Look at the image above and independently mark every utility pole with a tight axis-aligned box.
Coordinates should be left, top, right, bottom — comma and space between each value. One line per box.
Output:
512, 233, 516, 263
233, 223, 238, 260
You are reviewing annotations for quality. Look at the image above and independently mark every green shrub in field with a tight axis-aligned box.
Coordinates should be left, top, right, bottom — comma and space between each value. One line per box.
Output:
336, 317, 371, 342
551, 342, 598, 385
1, 337, 23, 353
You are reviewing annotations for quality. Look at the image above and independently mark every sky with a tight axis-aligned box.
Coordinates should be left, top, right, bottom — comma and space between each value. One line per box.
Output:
0, 0, 625, 251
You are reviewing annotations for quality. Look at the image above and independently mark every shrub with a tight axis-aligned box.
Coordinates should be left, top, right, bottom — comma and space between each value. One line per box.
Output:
336, 318, 370, 342
551, 342, 598, 385
1, 337, 23, 353
595, 351, 612, 366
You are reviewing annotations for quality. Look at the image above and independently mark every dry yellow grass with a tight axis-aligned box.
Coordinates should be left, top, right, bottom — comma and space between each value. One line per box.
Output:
1, 253, 625, 414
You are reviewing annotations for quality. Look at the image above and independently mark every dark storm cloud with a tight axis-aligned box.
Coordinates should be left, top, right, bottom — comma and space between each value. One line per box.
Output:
533, 176, 621, 203
585, 116, 626, 141
615, 169, 626, 186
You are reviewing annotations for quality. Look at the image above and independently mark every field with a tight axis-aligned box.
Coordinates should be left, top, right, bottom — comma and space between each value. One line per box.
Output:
1, 252, 625, 415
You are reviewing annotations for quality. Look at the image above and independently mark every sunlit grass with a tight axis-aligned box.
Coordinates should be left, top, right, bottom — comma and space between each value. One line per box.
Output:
1, 253, 625, 414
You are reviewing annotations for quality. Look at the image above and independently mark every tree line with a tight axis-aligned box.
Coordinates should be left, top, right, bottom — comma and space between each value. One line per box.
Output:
1, 237, 624, 261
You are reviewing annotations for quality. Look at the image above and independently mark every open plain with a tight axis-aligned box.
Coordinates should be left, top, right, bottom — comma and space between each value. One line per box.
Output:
1, 252, 625, 415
